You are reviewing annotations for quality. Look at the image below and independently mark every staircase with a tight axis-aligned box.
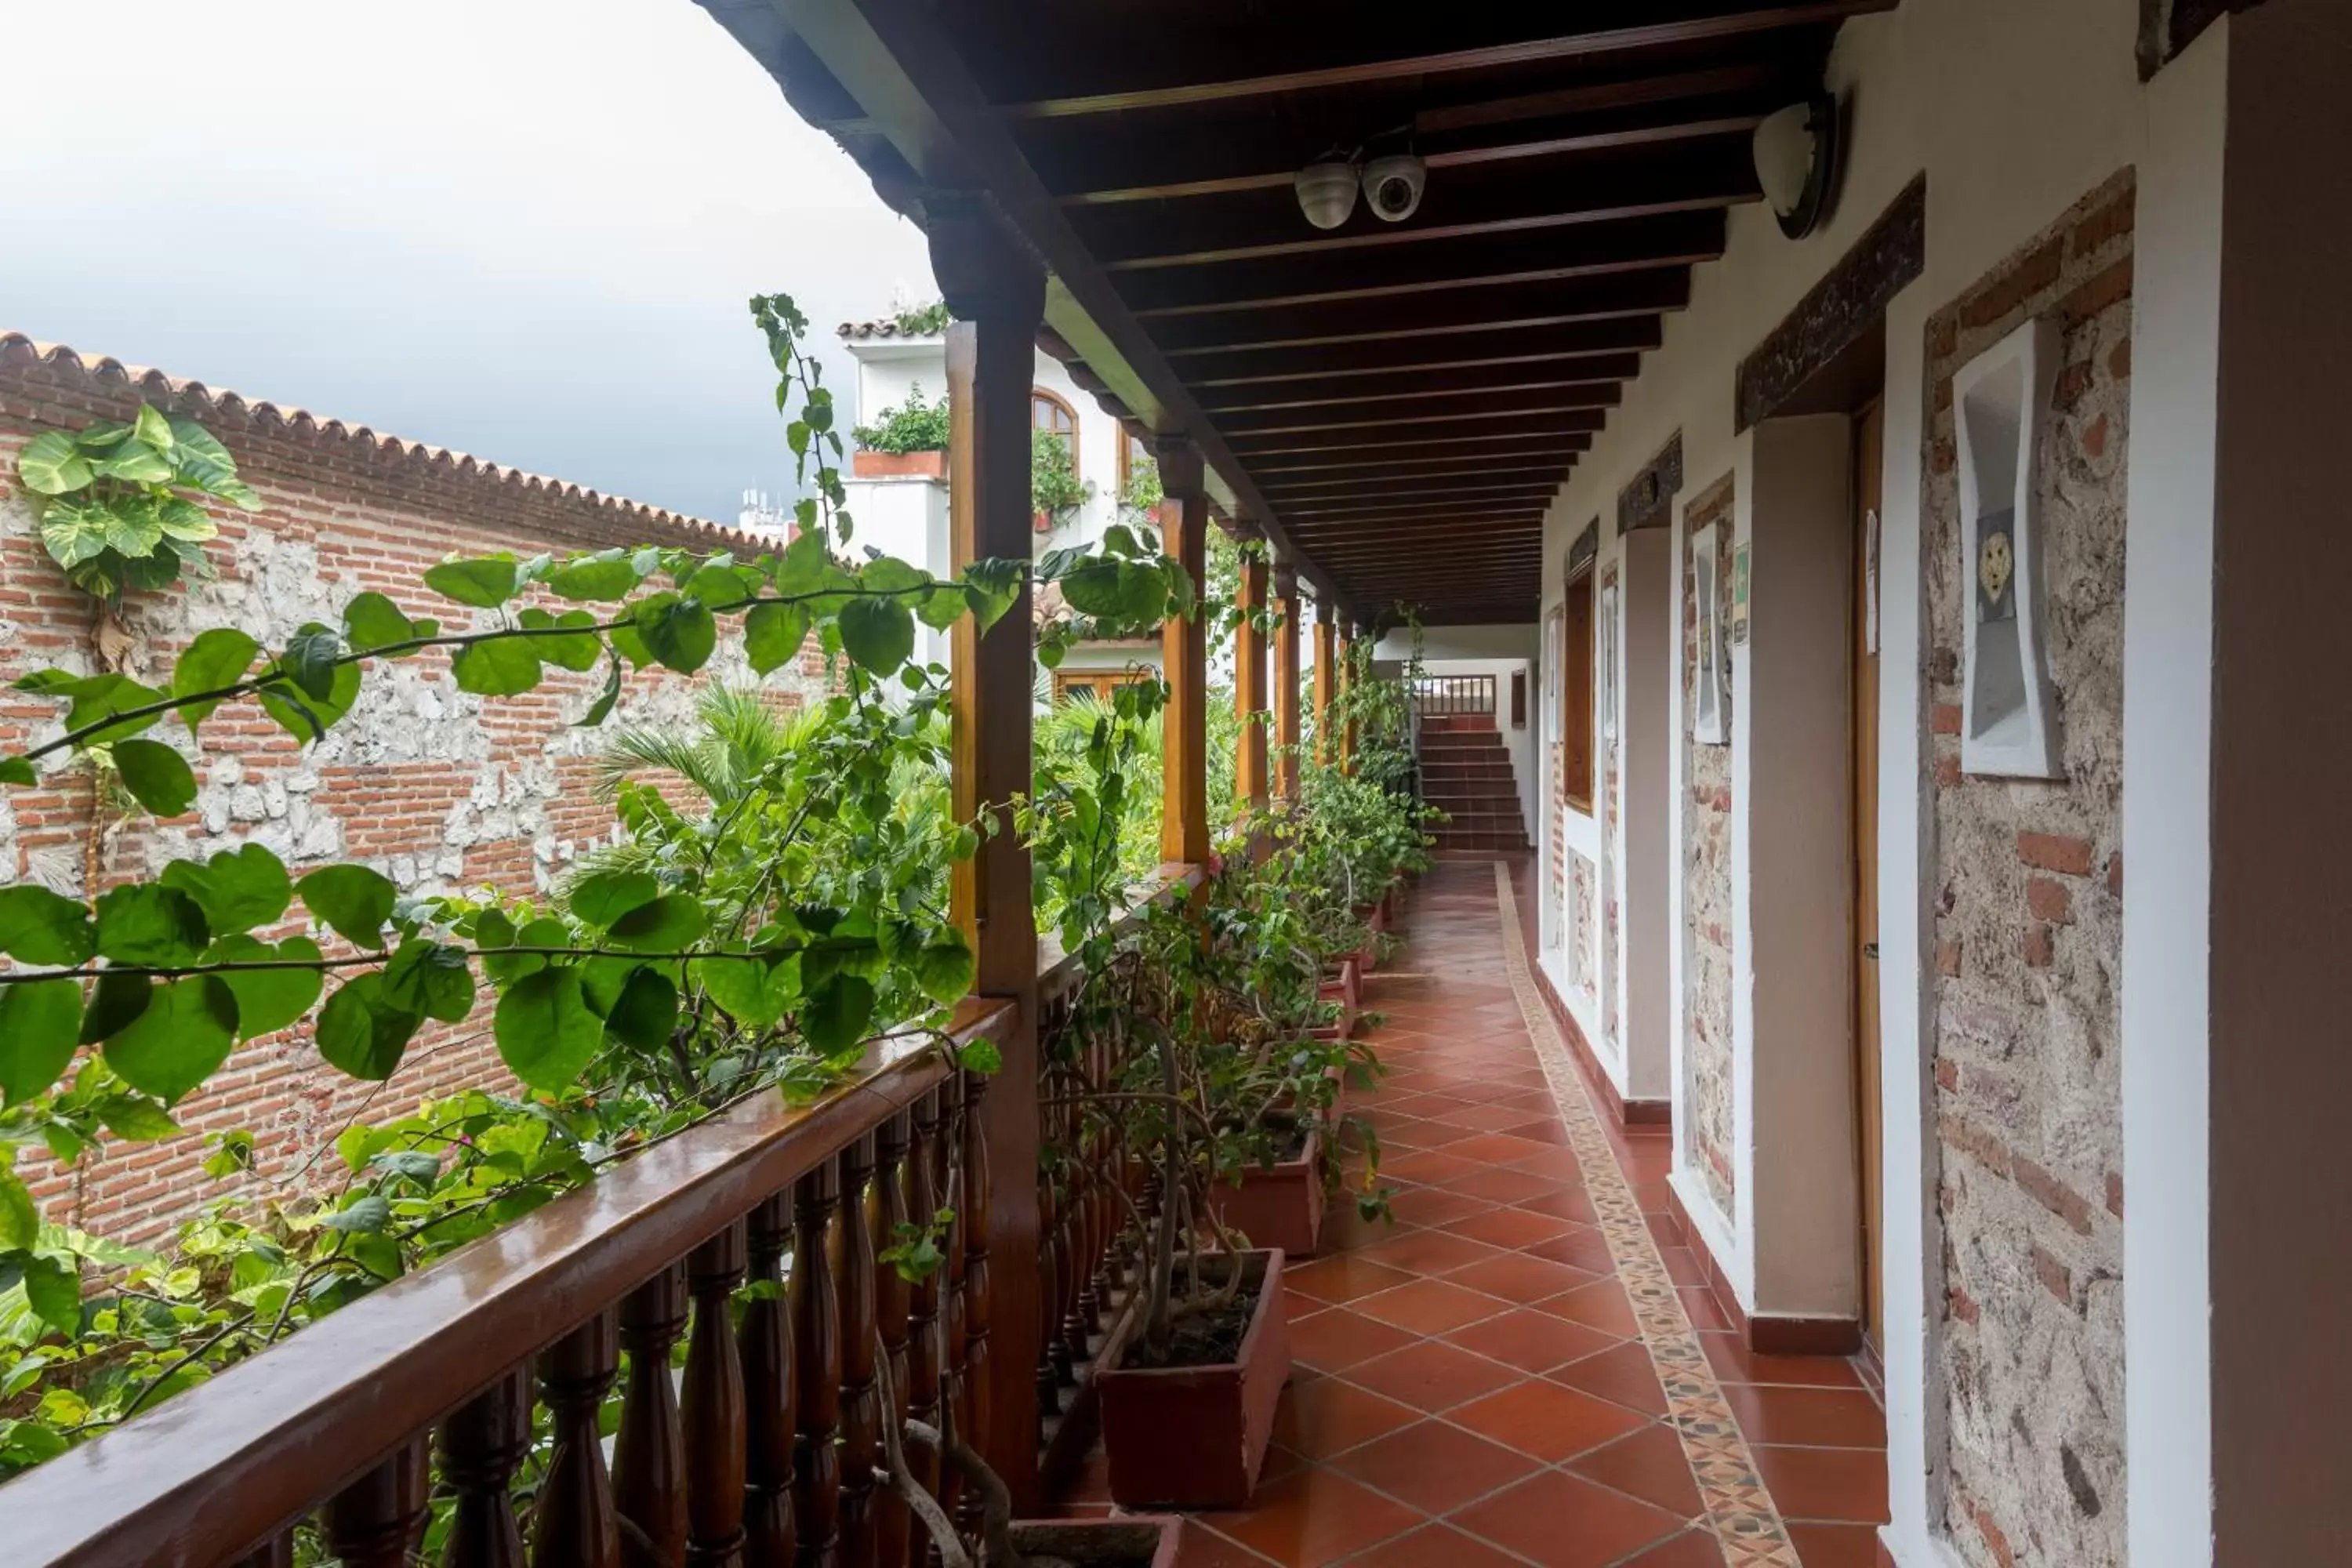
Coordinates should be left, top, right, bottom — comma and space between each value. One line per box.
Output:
1417, 712, 1530, 851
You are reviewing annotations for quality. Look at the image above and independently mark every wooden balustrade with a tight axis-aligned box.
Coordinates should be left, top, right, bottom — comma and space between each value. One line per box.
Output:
3, 1001, 1013, 1568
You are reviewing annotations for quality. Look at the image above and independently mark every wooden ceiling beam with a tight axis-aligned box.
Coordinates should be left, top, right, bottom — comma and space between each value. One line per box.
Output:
1155, 272, 1689, 357
1178, 318, 1661, 383
980, 3, 1895, 118
1120, 212, 1724, 317
1247, 437, 1589, 475
1231, 409, 1609, 456
1217, 386, 1621, 437
1256, 463, 1574, 492
1195, 356, 1639, 412
1264, 480, 1567, 509
1076, 142, 1758, 270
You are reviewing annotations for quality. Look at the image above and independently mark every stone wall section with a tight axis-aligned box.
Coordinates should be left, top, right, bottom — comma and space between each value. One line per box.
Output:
0, 339, 828, 1245
1922, 170, 2133, 1568
1680, 474, 1736, 1221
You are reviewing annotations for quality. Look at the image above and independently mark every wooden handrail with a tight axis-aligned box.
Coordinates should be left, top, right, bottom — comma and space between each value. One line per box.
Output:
7, 999, 1014, 1568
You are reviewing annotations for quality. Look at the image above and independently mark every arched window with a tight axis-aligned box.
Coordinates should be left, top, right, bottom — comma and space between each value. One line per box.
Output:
1032, 387, 1078, 470
1117, 428, 1149, 493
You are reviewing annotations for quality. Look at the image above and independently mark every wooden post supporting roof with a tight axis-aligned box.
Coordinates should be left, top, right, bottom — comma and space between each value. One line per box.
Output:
1337, 619, 1359, 775
934, 199, 1045, 1506
1159, 439, 1211, 866
1235, 544, 1269, 814
1312, 601, 1339, 768
1273, 565, 1302, 801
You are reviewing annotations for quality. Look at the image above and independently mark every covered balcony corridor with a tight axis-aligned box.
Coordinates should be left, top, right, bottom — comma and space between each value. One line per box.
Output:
1058, 858, 1888, 1568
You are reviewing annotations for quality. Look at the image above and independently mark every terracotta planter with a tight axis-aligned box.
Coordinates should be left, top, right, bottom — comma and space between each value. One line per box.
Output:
1011, 1515, 1184, 1568
1210, 1126, 1326, 1259
851, 448, 946, 478
1314, 956, 1360, 1040
1098, 1249, 1290, 1508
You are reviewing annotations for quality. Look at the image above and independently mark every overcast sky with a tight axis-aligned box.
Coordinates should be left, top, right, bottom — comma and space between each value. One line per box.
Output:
0, 0, 935, 524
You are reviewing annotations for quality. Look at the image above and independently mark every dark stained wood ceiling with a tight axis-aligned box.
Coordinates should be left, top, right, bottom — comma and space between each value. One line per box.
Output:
704, 0, 1892, 622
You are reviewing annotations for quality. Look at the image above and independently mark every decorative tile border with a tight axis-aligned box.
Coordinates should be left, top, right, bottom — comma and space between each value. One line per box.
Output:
1492, 863, 1800, 1568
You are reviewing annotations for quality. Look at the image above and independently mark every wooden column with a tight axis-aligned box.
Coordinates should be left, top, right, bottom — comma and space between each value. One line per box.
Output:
931, 200, 1045, 1508
1272, 567, 1302, 800
1157, 439, 1210, 866
1312, 601, 1338, 769
1234, 543, 1269, 814
1336, 620, 1359, 775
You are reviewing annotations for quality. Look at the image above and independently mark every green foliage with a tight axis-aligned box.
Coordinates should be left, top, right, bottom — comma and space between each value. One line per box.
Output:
851, 382, 950, 455
14, 405, 260, 603
894, 299, 952, 336
1031, 430, 1089, 524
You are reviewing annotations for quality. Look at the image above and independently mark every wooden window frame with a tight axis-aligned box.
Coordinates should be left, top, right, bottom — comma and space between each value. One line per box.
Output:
1559, 564, 1596, 815
1032, 387, 1080, 472
1052, 670, 1144, 704
1116, 428, 1149, 495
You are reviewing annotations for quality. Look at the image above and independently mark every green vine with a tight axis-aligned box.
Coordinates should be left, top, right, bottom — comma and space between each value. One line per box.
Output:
13, 405, 260, 603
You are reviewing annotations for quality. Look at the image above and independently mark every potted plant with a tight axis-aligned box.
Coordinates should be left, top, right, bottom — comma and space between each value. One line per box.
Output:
1033, 429, 1090, 532
851, 383, 950, 477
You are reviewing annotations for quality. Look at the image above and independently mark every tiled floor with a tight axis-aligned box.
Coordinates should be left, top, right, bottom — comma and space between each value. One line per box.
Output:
1060, 857, 1889, 1568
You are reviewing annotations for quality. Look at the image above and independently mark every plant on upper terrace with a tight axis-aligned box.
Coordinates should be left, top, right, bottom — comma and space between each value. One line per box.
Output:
13, 405, 260, 604
1031, 430, 1089, 525
852, 382, 952, 455
0, 290, 1196, 1482
893, 298, 953, 337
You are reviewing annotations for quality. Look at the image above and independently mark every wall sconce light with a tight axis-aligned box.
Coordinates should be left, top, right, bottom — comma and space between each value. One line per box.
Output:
1753, 93, 1841, 239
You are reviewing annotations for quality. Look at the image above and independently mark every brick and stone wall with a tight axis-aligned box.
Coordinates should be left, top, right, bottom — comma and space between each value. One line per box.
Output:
1680, 474, 1736, 1221
0, 337, 827, 1246
1922, 171, 2133, 1568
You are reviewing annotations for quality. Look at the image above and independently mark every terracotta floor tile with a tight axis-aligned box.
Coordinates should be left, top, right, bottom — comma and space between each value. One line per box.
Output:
1443, 1167, 1571, 1206
1697, 1330, 1865, 1389
1289, 1307, 1425, 1374
1445, 1377, 1651, 1462
1383, 1149, 1490, 1186
1494, 1119, 1572, 1145
1351, 1277, 1513, 1336
1335, 1523, 1532, 1568
1328, 1420, 1543, 1515
1274, 1376, 1425, 1461
1656, 1247, 1709, 1287
1440, 1306, 1627, 1373
1547, 1340, 1671, 1417
1450, 1470, 1686, 1568
1439, 1131, 1561, 1167
1181, 1521, 1283, 1568
1383, 1185, 1501, 1229
1205, 1466, 1425, 1567
1496, 1149, 1588, 1181
1721, 1385, 1889, 1449
1749, 1443, 1892, 1524
1338, 1338, 1526, 1412
1511, 1187, 1601, 1225
1533, 1279, 1642, 1338
1519, 1225, 1618, 1276
1614, 1528, 1735, 1566
1289, 1256, 1423, 1306
1385, 1119, 1483, 1151
1563, 1423, 1703, 1517
1785, 1521, 1888, 1566
1351, 1228, 1508, 1279
1446, 1251, 1599, 1305
1428, 1101, 1553, 1133
1449, 1204, 1578, 1251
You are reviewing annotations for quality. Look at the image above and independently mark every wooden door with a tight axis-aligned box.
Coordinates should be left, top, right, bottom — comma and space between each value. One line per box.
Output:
1852, 401, 1886, 1348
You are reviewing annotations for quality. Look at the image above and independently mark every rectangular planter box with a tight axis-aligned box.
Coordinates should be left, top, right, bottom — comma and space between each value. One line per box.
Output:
1209, 1127, 1326, 1259
851, 448, 946, 478
1011, 1516, 1184, 1568
1098, 1249, 1290, 1509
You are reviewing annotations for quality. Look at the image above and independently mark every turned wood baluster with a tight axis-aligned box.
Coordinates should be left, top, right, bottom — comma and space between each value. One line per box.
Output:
616, 1261, 691, 1568
938, 1077, 971, 1535
837, 1133, 881, 1568
322, 1433, 430, 1568
1083, 1028, 1112, 1332
872, 1113, 915, 1568
742, 1194, 797, 1568
442, 1364, 534, 1568
958, 1069, 996, 1530
905, 1090, 947, 1568
1035, 1074, 1063, 1417
535, 1312, 622, 1568
231, 1533, 295, 1568
686, 1221, 750, 1567
1057, 1072, 1087, 1375
793, 1160, 843, 1568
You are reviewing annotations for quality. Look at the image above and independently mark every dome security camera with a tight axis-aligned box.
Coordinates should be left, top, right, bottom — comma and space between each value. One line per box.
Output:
1294, 159, 1359, 230
1361, 153, 1425, 223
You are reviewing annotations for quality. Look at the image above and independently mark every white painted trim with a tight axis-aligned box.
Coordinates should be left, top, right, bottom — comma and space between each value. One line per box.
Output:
2122, 24, 2227, 1568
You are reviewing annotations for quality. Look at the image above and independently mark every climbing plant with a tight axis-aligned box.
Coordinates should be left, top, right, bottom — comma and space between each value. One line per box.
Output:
13, 405, 260, 603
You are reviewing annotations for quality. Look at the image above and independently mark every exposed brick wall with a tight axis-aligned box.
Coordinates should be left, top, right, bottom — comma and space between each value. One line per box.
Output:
0, 341, 827, 1247
1922, 170, 2133, 1568
1680, 474, 1736, 1221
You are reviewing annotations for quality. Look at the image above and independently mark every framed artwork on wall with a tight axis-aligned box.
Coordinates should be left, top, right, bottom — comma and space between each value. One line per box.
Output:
1691, 520, 1727, 745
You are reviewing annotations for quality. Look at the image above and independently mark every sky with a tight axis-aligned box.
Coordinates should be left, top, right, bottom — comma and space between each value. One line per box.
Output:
0, 0, 937, 525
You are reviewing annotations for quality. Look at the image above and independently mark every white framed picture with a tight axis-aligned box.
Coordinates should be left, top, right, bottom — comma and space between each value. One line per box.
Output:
1690, 521, 1726, 745
1599, 581, 1621, 743
1955, 316, 2064, 779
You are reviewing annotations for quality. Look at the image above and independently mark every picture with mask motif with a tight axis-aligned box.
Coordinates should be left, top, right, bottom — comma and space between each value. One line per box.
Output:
1976, 510, 2016, 623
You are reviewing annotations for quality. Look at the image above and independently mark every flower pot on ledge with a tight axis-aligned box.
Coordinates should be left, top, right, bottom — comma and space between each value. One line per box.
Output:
851, 449, 946, 478
1011, 1516, 1183, 1568
1098, 1248, 1290, 1509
